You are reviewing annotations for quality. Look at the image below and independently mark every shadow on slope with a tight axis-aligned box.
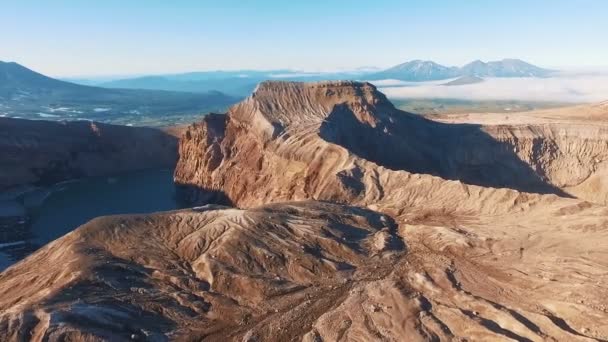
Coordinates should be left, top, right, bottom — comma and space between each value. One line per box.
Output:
319, 103, 571, 197
175, 184, 235, 207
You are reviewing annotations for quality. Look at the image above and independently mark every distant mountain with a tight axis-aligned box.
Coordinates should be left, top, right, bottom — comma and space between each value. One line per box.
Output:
369, 60, 460, 81
369, 59, 554, 81
100, 74, 261, 97
55, 59, 554, 101
442, 75, 484, 86
80, 70, 377, 97
0, 61, 237, 125
460, 59, 552, 77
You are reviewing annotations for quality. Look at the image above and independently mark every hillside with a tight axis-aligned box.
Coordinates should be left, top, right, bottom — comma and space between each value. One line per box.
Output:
0, 61, 237, 126
96, 70, 376, 97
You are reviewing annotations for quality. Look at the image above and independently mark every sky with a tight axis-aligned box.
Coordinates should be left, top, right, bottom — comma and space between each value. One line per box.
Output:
1, 0, 608, 77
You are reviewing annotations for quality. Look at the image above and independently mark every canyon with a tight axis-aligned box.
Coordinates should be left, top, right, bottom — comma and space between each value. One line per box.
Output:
0, 81, 607, 341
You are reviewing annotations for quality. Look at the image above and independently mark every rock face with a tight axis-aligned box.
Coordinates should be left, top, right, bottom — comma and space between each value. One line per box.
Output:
1, 81, 608, 341
0, 117, 179, 190
0, 61, 236, 124
429, 104, 608, 205
175, 81, 598, 203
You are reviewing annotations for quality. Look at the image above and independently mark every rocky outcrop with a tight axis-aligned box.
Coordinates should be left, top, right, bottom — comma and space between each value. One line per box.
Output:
175, 81, 608, 204
0, 117, 179, 190
429, 105, 608, 205
171, 81, 608, 339
1, 81, 608, 341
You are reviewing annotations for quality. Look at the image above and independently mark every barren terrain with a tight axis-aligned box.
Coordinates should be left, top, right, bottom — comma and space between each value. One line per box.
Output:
1, 81, 607, 341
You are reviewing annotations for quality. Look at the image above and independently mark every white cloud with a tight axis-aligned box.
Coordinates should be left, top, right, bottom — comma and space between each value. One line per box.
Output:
375, 75, 608, 103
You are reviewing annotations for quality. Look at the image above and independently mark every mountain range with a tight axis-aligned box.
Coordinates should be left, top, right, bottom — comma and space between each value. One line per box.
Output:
67, 59, 554, 97
368, 58, 553, 81
0, 61, 236, 126
88, 70, 374, 97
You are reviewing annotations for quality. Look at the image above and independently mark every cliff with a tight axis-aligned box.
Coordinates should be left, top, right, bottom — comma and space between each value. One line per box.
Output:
175, 81, 608, 205
0, 117, 179, 190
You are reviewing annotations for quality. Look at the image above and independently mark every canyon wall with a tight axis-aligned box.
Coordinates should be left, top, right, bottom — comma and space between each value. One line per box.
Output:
0, 117, 179, 191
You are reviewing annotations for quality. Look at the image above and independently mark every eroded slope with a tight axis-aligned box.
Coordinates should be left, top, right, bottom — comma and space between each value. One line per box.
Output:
1, 200, 606, 341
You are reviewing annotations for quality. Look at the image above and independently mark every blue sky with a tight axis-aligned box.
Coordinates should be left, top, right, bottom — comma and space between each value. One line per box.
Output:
1, 0, 607, 76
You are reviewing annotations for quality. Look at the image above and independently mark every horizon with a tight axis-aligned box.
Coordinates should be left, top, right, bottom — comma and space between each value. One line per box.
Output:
3, 58, 608, 81
2, 0, 608, 77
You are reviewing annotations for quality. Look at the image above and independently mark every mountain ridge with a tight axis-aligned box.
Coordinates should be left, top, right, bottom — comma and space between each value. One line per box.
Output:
62, 58, 554, 96
0, 61, 237, 125
369, 58, 553, 81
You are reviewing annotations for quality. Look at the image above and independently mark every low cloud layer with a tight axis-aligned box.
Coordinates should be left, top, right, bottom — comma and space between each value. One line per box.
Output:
373, 75, 608, 103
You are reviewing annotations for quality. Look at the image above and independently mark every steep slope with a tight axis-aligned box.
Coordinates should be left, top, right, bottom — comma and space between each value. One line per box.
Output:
172, 81, 608, 339
1, 81, 607, 341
